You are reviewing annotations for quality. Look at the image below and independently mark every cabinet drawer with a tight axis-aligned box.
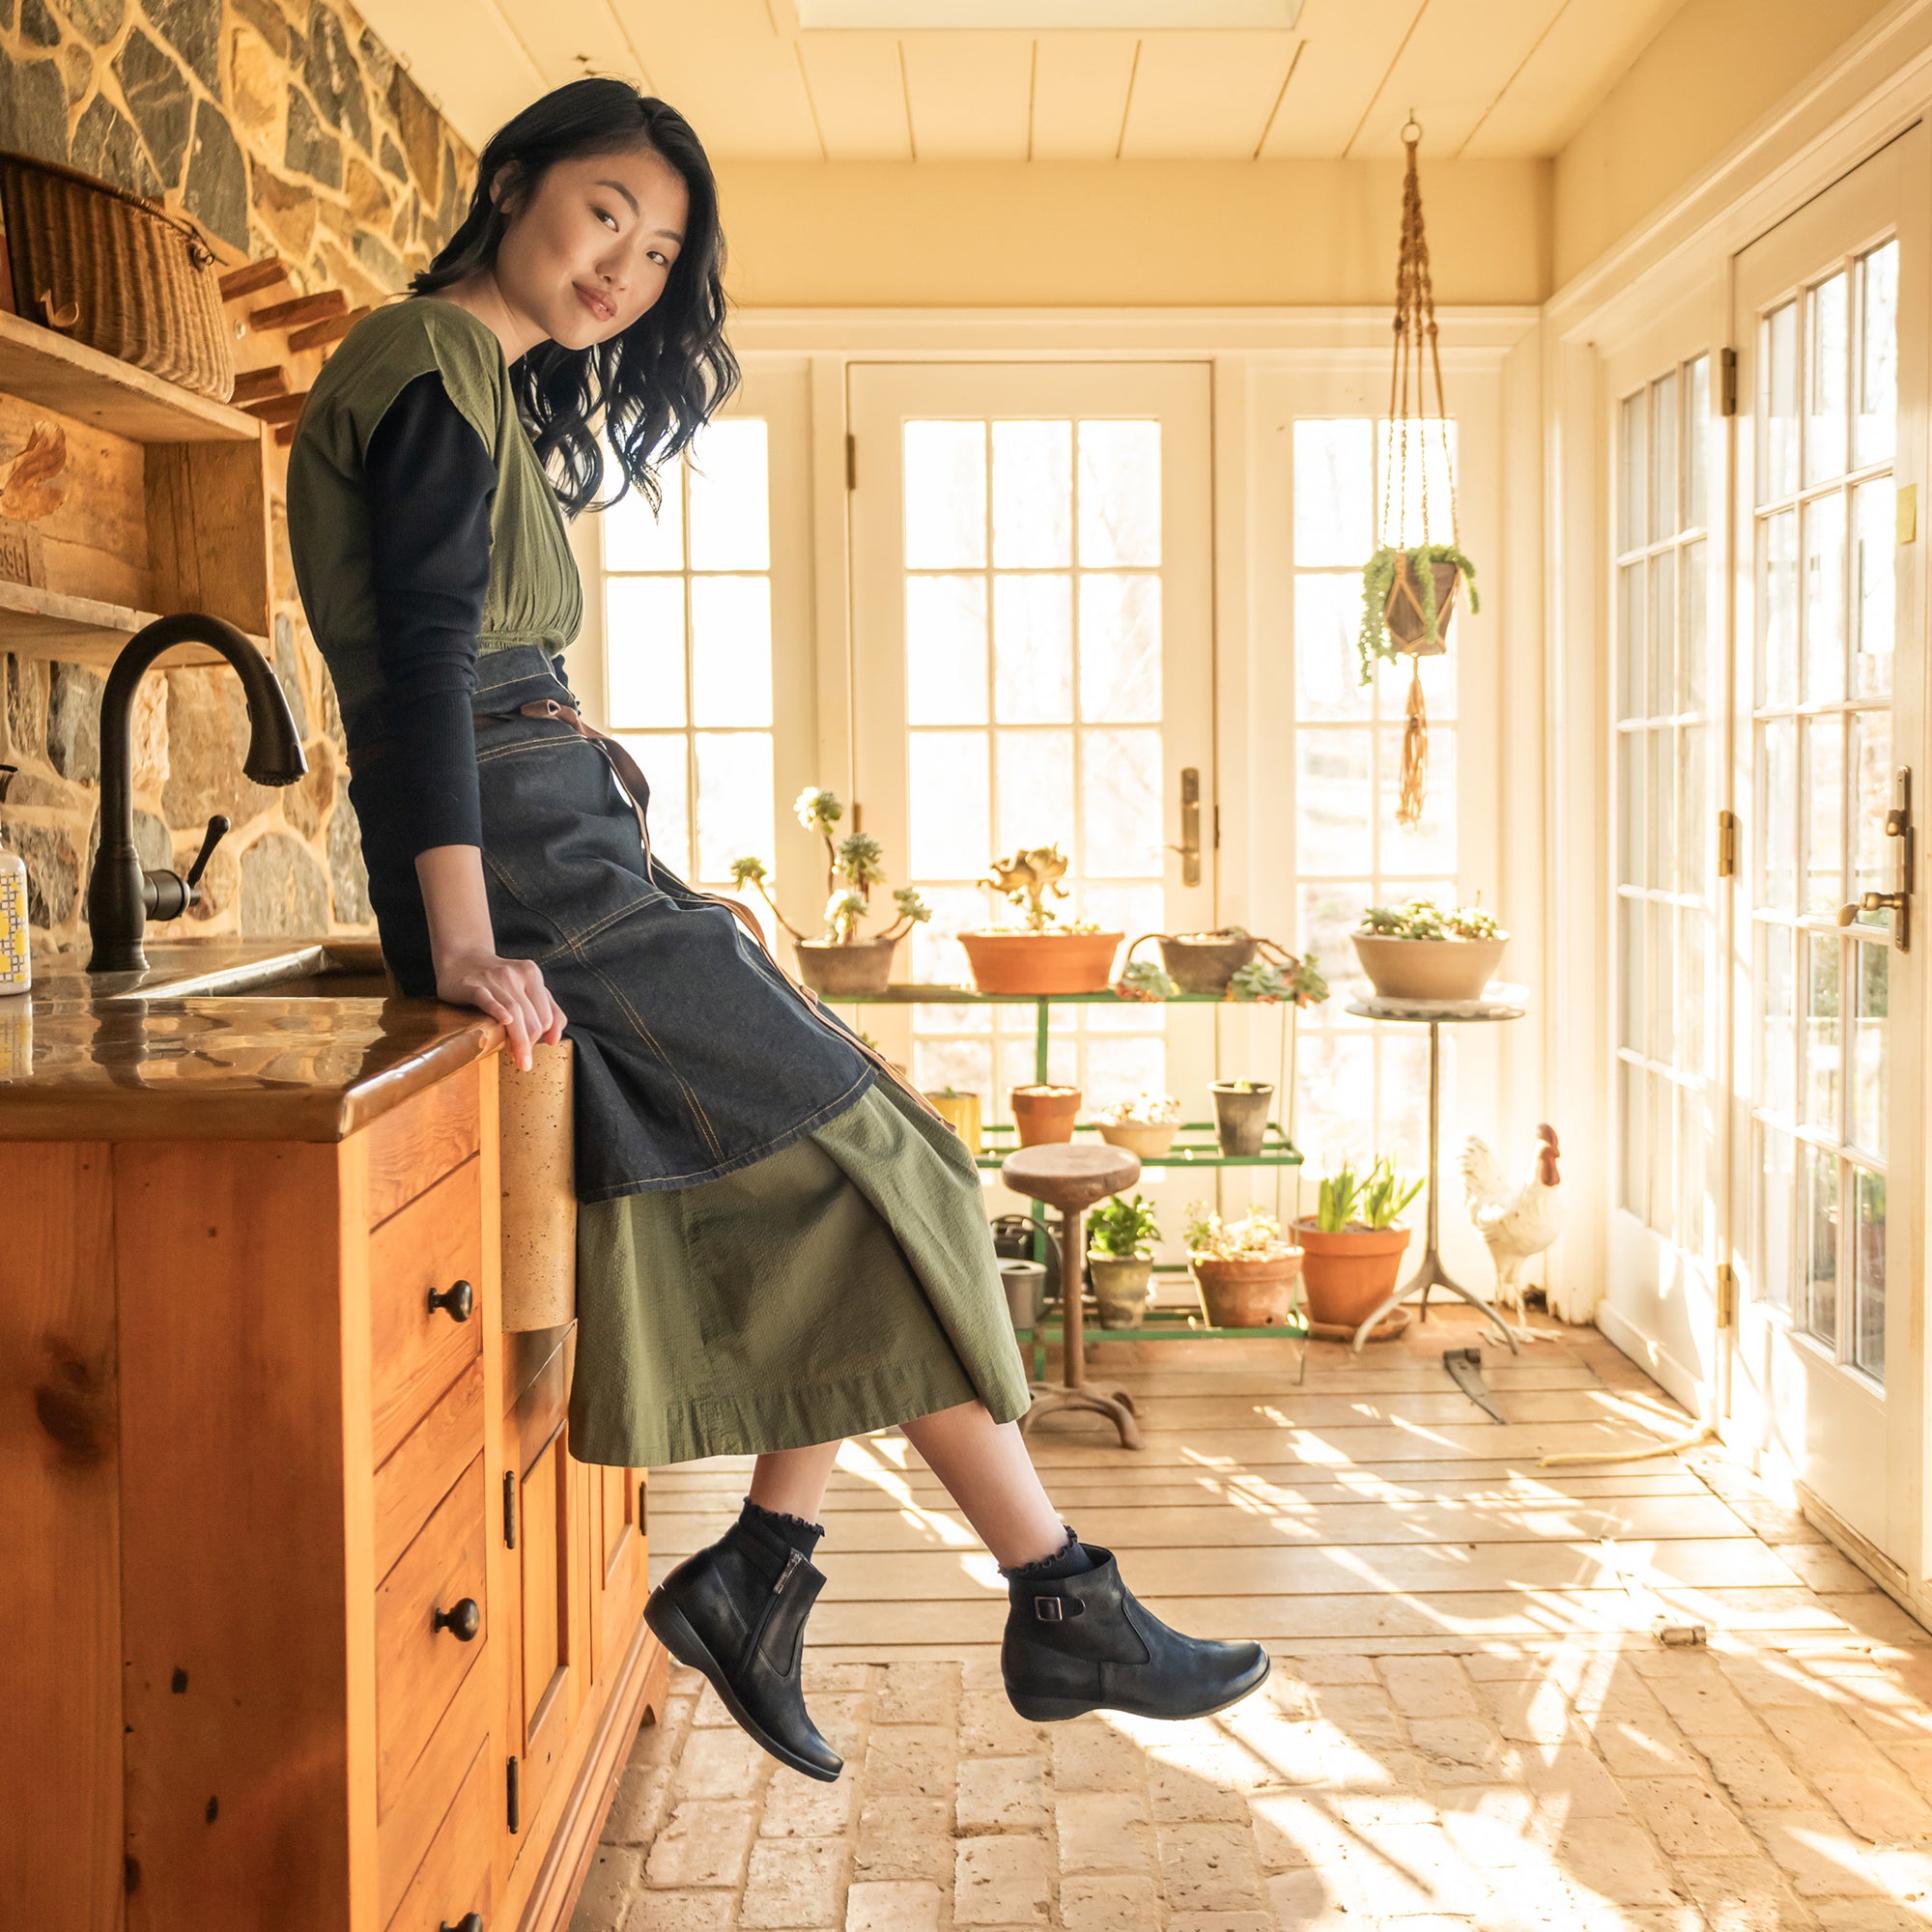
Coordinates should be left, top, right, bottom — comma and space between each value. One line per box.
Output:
371, 1158, 484, 1468
374, 1353, 487, 1588
379, 1637, 493, 1928
384, 1731, 494, 1932
377, 1453, 488, 1818
365, 1061, 482, 1229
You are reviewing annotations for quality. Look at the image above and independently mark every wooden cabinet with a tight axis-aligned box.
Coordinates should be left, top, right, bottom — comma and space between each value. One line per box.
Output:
3, 1048, 671, 1932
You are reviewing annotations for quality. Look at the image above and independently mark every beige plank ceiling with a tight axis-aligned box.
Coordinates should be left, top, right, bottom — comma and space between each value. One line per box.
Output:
355, 0, 1693, 163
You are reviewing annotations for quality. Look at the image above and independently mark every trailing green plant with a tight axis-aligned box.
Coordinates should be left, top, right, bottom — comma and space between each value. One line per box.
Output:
1359, 896, 1499, 942
1357, 543, 1480, 683
1089, 1192, 1161, 1259
1311, 1155, 1424, 1233
730, 785, 932, 946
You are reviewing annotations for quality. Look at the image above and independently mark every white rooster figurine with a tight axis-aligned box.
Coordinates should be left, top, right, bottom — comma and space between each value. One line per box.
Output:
1460, 1124, 1563, 1342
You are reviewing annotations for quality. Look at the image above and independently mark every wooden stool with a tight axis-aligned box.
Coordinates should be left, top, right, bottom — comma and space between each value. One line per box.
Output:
1000, 1143, 1144, 1450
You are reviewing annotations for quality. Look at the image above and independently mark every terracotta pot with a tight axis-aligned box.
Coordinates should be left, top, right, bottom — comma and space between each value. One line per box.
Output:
1296, 1222, 1412, 1328
1088, 1253, 1152, 1328
1188, 1251, 1302, 1328
1350, 932, 1508, 1003
1156, 930, 1257, 995
1009, 1083, 1081, 1146
925, 1090, 983, 1152
1096, 1118, 1179, 1159
961, 929, 1124, 995
1382, 556, 1463, 656
794, 934, 897, 997
1210, 1082, 1274, 1156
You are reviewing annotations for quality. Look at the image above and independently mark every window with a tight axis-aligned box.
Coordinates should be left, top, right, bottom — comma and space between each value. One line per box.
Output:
600, 419, 777, 923
1290, 417, 1459, 1181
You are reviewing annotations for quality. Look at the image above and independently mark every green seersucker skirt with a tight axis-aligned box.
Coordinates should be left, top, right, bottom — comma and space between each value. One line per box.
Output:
565, 1074, 1034, 1467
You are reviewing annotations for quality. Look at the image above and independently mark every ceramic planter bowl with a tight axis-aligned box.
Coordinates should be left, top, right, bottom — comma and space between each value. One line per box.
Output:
999, 1259, 1046, 1329
1188, 1251, 1302, 1327
1088, 1253, 1153, 1328
795, 934, 898, 997
1009, 1083, 1081, 1146
1156, 930, 1257, 995
1210, 1081, 1274, 1156
1350, 932, 1508, 1003
961, 929, 1124, 995
1096, 1118, 1179, 1159
925, 1090, 983, 1152
1296, 1222, 1412, 1328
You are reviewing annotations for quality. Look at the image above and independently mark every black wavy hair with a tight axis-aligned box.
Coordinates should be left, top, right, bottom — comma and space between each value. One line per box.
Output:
412, 77, 739, 517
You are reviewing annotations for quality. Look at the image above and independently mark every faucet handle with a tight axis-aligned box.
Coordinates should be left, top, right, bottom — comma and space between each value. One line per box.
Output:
185, 814, 229, 893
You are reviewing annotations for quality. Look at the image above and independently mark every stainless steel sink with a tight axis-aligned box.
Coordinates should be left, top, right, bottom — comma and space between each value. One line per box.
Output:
107, 943, 395, 1001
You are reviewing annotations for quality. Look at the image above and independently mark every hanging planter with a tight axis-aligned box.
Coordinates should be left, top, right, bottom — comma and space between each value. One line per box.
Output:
1354, 118, 1479, 832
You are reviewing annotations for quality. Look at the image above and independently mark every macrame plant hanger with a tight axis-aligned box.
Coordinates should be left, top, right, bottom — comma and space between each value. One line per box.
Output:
1380, 115, 1461, 829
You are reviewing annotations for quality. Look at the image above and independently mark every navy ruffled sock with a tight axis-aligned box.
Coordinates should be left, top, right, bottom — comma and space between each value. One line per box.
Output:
1000, 1522, 1095, 1580
740, 1496, 825, 1561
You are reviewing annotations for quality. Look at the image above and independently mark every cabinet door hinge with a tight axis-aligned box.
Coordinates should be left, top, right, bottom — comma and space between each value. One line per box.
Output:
1717, 809, 1740, 879
507, 1755, 521, 1834
845, 433, 856, 491
1716, 1263, 1739, 1329
1719, 347, 1739, 417
503, 1470, 517, 1548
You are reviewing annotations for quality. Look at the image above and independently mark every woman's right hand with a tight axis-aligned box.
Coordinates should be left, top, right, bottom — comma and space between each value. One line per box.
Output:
435, 950, 567, 1072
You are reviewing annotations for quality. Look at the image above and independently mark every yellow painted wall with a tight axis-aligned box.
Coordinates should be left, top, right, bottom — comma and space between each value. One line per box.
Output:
715, 158, 1550, 308
1553, 0, 1894, 287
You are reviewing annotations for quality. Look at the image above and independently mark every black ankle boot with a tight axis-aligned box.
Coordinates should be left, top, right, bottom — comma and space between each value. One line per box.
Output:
645, 1514, 841, 1779
1002, 1540, 1269, 1722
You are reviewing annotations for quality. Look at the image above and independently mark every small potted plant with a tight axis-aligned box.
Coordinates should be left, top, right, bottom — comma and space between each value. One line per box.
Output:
1351, 896, 1507, 1004
1209, 1078, 1274, 1157
959, 843, 1123, 995
1010, 1081, 1081, 1146
1087, 1193, 1160, 1328
1295, 1156, 1423, 1329
1358, 543, 1479, 675
1117, 929, 1330, 1006
731, 787, 931, 997
1183, 1201, 1303, 1327
1094, 1091, 1182, 1159
924, 1086, 982, 1152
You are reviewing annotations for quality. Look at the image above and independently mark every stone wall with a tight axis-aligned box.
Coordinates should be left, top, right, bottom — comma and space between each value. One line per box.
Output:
0, 0, 477, 964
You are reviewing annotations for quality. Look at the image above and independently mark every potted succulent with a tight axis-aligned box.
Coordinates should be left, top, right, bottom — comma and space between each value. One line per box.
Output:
959, 844, 1123, 995
1358, 543, 1479, 677
731, 787, 931, 997
1094, 1091, 1182, 1159
1295, 1156, 1423, 1329
1010, 1081, 1081, 1146
1209, 1078, 1274, 1157
1117, 929, 1331, 1006
1183, 1201, 1303, 1328
1351, 896, 1507, 1004
1087, 1193, 1160, 1328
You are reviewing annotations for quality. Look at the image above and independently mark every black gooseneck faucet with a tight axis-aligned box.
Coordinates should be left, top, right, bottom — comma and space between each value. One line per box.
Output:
85, 612, 307, 974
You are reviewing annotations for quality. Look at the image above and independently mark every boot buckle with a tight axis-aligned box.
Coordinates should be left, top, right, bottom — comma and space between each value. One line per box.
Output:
1034, 1596, 1064, 1622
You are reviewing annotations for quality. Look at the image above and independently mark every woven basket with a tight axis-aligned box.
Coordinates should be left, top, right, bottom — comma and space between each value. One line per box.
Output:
0, 151, 233, 401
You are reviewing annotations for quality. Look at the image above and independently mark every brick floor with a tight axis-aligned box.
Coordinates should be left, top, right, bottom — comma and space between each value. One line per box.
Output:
569, 1324, 1932, 1930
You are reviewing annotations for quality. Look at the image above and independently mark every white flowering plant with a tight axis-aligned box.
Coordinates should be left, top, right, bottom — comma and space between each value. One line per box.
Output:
1182, 1201, 1299, 1263
1096, 1092, 1182, 1126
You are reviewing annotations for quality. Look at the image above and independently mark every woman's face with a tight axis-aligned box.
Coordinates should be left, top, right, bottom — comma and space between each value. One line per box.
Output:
491, 145, 690, 354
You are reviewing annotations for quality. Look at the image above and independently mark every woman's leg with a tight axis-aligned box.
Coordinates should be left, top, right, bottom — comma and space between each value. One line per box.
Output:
748, 1441, 844, 1519
899, 1398, 1067, 1569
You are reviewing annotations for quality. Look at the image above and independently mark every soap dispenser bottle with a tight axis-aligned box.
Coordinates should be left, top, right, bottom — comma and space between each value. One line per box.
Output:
0, 763, 29, 997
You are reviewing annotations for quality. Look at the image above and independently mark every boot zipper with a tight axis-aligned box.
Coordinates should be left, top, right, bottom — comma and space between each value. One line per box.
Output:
773, 1548, 804, 1595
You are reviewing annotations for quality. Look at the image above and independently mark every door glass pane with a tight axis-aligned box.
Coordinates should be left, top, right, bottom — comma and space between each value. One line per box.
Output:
1651, 371, 1678, 539
606, 577, 687, 728
1297, 731, 1372, 874
1851, 709, 1893, 916
1078, 575, 1160, 723
991, 420, 1071, 567
1678, 724, 1706, 895
1759, 718, 1797, 909
1856, 241, 1898, 469
1762, 299, 1799, 501
1855, 1166, 1886, 1378
1682, 539, 1709, 714
1294, 576, 1371, 722
1648, 901, 1674, 1065
1762, 923, 1795, 1118
1619, 561, 1647, 719
1759, 511, 1798, 706
994, 575, 1072, 723
1759, 1122, 1795, 1311
1802, 714, 1844, 918
1620, 1059, 1645, 1216
1620, 389, 1648, 549
904, 422, 986, 568
1681, 896, 1706, 1079
906, 576, 988, 724
1649, 549, 1676, 720
1802, 494, 1847, 703
1852, 477, 1895, 697
614, 732, 688, 877
908, 729, 989, 875
686, 420, 771, 570
1077, 421, 1160, 566
690, 577, 773, 726
1618, 895, 1643, 1052
1686, 355, 1711, 529
1618, 732, 1644, 887
604, 460, 684, 570
1081, 727, 1161, 875
1293, 419, 1374, 565
1804, 1144, 1839, 1345
1648, 729, 1672, 891
1851, 940, 1889, 1158
996, 729, 1073, 855
1803, 933, 1840, 1134
1649, 1070, 1675, 1236
1805, 270, 1849, 486
695, 732, 774, 882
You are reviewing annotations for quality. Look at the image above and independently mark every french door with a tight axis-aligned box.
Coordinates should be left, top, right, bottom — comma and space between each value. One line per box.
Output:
845, 362, 1214, 1251
1728, 130, 1926, 1562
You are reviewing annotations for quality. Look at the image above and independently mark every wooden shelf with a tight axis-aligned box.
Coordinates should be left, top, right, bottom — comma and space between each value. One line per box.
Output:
0, 582, 264, 667
0, 309, 263, 444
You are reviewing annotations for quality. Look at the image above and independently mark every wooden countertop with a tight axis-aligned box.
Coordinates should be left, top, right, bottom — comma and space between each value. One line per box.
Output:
0, 938, 503, 1142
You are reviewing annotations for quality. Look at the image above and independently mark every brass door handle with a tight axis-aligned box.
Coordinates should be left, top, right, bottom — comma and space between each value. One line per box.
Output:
1166, 767, 1202, 888
1837, 766, 1912, 952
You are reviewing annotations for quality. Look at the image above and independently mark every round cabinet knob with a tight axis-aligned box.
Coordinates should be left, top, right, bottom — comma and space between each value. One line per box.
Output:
432, 1597, 481, 1642
439, 1917, 484, 1932
427, 1278, 474, 1321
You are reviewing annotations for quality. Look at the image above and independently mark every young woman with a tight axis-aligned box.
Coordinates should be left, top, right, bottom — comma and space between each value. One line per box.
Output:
289, 77, 1267, 1781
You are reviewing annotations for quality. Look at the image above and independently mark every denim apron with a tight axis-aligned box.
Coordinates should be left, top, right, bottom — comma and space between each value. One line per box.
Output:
351, 643, 897, 1201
